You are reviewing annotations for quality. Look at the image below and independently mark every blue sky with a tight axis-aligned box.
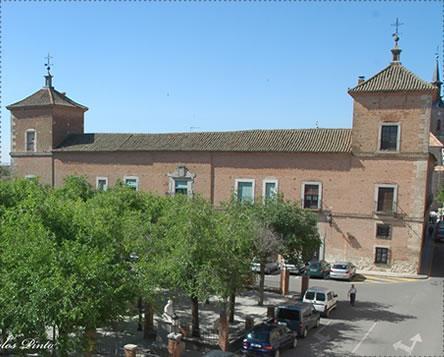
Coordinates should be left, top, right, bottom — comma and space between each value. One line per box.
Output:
1, 2, 442, 163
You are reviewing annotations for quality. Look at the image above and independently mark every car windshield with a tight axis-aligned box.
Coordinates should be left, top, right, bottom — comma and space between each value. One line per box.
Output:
277, 308, 300, 320
247, 329, 270, 341
305, 291, 315, 300
333, 264, 348, 270
316, 293, 326, 301
309, 262, 319, 269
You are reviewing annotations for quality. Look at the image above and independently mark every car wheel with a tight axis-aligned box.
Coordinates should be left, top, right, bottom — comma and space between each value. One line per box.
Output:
292, 337, 298, 349
274, 349, 280, 357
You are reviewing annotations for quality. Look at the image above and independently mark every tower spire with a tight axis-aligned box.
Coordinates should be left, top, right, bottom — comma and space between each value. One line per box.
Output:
390, 18, 403, 63
433, 49, 442, 99
44, 53, 54, 88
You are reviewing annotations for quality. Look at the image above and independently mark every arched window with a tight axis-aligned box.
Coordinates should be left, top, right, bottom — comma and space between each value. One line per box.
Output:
25, 129, 36, 152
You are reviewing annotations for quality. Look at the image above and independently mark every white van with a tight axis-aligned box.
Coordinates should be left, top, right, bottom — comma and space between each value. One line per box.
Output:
302, 286, 337, 317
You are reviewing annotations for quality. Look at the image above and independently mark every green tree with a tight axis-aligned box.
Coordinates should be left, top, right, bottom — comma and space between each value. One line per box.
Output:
151, 195, 218, 337
251, 195, 321, 305
211, 199, 258, 320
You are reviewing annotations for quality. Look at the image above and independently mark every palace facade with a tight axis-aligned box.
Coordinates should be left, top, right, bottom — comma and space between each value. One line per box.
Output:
8, 37, 444, 274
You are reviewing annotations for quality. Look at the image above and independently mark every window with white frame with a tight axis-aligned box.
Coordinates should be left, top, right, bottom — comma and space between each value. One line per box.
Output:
174, 179, 189, 195
375, 184, 397, 214
379, 123, 400, 152
124, 176, 139, 191
263, 179, 278, 200
375, 247, 390, 264
167, 166, 195, 197
25, 129, 36, 152
302, 182, 322, 209
96, 177, 108, 191
235, 179, 255, 203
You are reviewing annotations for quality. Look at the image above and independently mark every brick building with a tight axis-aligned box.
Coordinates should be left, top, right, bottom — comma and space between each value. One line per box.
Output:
7, 36, 444, 274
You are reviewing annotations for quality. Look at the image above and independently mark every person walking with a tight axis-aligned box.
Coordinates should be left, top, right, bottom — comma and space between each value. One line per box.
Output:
348, 284, 357, 306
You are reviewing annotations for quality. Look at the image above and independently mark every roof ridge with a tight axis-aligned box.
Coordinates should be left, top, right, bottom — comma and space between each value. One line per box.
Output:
48, 87, 55, 105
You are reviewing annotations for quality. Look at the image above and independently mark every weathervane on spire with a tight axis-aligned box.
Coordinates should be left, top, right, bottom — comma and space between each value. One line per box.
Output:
44, 53, 54, 88
44, 53, 53, 75
391, 18, 403, 47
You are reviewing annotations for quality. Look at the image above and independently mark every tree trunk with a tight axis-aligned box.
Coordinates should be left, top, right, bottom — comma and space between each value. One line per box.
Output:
228, 291, 236, 323
191, 295, 200, 337
143, 301, 155, 339
84, 326, 96, 357
218, 307, 229, 352
258, 262, 265, 306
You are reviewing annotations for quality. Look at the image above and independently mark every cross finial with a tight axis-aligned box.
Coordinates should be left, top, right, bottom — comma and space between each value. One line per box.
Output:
44, 53, 53, 75
391, 18, 403, 35
391, 18, 404, 47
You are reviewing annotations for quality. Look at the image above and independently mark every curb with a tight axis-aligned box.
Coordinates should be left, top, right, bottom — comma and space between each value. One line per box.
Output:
357, 270, 428, 279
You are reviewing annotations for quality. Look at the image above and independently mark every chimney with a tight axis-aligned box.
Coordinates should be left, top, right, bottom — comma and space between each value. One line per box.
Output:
358, 76, 365, 84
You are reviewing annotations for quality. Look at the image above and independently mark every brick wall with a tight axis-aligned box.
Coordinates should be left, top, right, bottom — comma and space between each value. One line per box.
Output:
52, 150, 426, 273
351, 92, 432, 155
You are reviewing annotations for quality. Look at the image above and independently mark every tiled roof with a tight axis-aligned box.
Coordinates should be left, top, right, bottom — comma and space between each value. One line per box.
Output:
6, 87, 88, 110
54, 129, 352, 153
349, 63, 436, 94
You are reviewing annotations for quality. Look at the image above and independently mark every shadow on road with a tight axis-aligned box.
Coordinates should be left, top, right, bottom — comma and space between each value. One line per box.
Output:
332, 300, 416, 322
295, 300, 416, 357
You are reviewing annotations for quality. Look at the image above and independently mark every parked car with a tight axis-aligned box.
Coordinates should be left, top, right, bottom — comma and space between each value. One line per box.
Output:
306, 260, 331, 278
302, 286, 338, 317
330, 262, 356, 281
241, 322, 297, 356
276, 303, 320, 338
251, 259, 280, 274
280, 260, 305, 275
435, 221, 444, 242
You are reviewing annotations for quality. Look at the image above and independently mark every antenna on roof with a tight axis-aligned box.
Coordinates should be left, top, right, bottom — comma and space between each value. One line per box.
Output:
315, 121, 319, 129
44, 53, 54, 88
189, 126, 200, 132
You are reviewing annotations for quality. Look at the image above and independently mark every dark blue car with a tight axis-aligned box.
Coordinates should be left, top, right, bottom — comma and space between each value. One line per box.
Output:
241, 322, 297, 357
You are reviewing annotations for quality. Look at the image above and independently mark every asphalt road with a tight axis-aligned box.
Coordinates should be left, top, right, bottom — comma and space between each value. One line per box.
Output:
262, 273, 443, 356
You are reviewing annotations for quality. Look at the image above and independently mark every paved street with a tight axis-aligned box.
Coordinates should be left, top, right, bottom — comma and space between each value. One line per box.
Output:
257, 273, 443, 357
257, 230, 444, 357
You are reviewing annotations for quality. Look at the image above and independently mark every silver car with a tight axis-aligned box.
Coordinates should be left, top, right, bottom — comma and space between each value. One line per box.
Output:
330, 262, 356, 281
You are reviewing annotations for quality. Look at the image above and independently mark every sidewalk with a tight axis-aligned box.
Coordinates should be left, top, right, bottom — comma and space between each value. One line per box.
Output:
357, 270, 428, 279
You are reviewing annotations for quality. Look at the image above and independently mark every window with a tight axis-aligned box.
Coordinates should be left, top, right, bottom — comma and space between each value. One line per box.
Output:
379, 124, 399, 151
376, 223, 391, 239
25, 129, 36, 152
174, 179, 188, 195
375, 247, 389, 264
235, 179, 255, 203
25, 175, 36, 180
263, 180, 278, 200
124, 176, 139, 191
376, 185, 397, 214
96, 177, 108, 191
302, 182, 321, 209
